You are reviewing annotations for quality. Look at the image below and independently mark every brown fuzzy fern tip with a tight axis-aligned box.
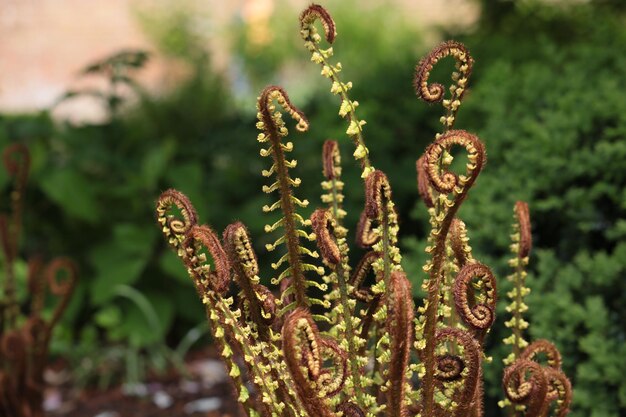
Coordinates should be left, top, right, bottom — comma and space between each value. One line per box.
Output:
310, 208, 341, 265
322, 140, 340, 180
515, 201, 532, 258
300, 3, 337, 43
413, 40, 473, 103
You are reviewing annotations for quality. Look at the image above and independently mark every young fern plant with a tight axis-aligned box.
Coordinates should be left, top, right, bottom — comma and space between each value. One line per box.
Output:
500, 202, 573, 417
155, 4, 571, 417
0, 144, 78, 417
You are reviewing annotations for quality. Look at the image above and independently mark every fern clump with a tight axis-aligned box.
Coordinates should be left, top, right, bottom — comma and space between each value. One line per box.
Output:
0, 145, 78, 417
155, 4, 571, 417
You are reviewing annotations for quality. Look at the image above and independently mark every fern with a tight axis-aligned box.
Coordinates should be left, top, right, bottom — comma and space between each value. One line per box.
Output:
0, 145, 78, 417
155, 4, 572, 417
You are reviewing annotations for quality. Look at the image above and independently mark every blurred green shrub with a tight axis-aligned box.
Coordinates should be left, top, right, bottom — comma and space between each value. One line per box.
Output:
405, 3, 626, 416
0, 54, 236, 357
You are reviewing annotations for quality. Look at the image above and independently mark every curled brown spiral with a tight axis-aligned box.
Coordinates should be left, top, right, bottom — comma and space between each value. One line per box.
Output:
283, 308, 321, 380
45, 257, 78, 330
223, 222, 276, 327
282, 308, 335, 417
503, 359, 549, 417
46, 257, 78, 297
544, 367, 572, 417
365, 169, 392, 220
453, 262, 497, 334
433, 327, 481, 417
223, 221, 259, 280
337, 402, 366, 417
259, 85, 309, 134
423, 129, 486, 195
520, 339, 563, 370
311, 208, 341, 265
349, 251, 380, 302
182, 225, 231, 295
156, 189, 199, 250
299, 3, 337, 44
416, 155, 434, 208
515, 201, 532, 258
355, 210, 379, 249
317, 337, 348, 397
413, 40, 473, 104
435, 354, 465, 382
386, 271, 414, 417
322, 140, 341, 180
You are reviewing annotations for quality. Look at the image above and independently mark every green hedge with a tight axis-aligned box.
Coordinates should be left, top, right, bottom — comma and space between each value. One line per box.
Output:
404, 4, 626, 416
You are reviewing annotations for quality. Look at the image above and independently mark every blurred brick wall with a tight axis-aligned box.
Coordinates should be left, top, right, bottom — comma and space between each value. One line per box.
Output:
0, 0, 477, 120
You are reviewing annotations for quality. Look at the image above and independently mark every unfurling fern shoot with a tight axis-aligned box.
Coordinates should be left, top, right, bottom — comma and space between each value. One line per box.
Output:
155, 4, 572, 417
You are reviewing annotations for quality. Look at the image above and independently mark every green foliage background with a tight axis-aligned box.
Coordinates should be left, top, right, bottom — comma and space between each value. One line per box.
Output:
0, 0, 624, 414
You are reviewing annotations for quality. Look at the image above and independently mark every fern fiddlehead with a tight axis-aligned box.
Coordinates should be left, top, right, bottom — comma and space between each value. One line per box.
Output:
413, 40, 493, 417
503, 201, 532, 363
257, 85, 325, 315
500, 203, 572, 417
433, 327, 481, 417
282, 308, 342, 417
503, 359, 549, 417
453, 263, 497, 344
300, 4, 372, 177
413, 40, 473, 131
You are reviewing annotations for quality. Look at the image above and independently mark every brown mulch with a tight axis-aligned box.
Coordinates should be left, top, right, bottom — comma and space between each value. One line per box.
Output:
49, 383, 239, 417
47, 347, 242, 417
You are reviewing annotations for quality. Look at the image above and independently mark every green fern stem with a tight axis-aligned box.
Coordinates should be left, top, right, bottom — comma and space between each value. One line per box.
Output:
312, 43, 372, 172
257, 86, 321, 311
205, 292, 287, 416
503, 202, 532, 366
336, 254, 367, 405
326, 182, 367, 407
443, 243, 460, 354
421, 221, 452, 415
512, 260, 526, 358
203, 298, 257, 415
300, 11, 373, 177
270, 135, 307, 308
